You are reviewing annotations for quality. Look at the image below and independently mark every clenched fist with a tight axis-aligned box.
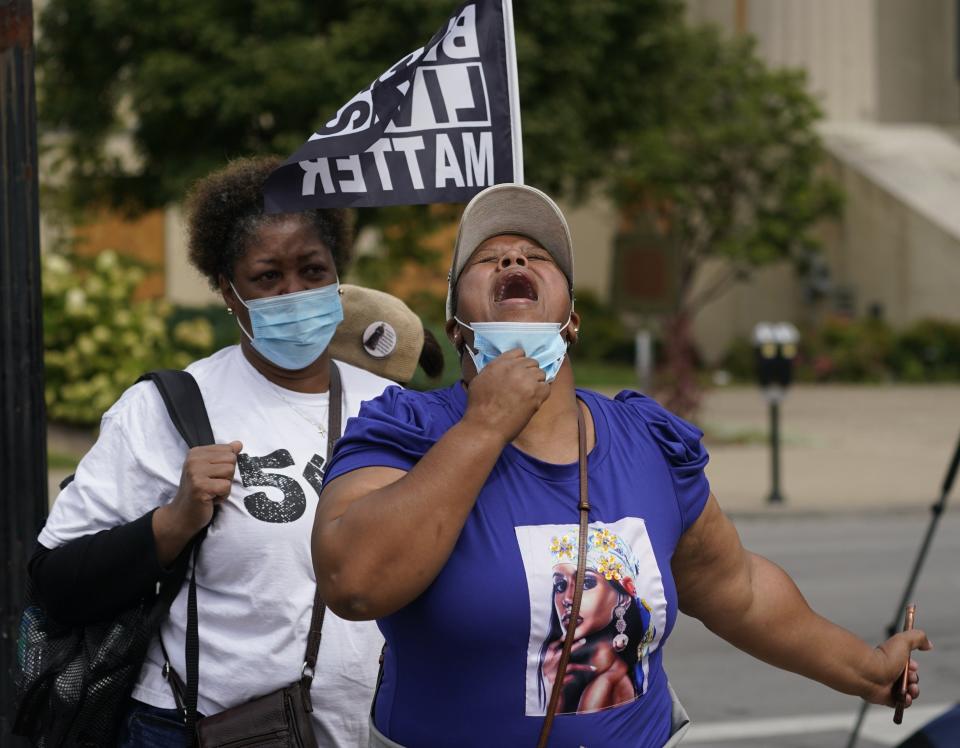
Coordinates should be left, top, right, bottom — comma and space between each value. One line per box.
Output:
153, 441, 242, 565
463, 349, 551, 444
863, 629, 932, 709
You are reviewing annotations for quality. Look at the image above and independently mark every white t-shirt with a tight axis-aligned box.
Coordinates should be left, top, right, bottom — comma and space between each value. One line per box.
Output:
39, 346, 395, 747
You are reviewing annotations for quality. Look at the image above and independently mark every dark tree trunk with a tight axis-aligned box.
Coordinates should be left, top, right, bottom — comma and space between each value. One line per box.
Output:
657, 310, 701, 419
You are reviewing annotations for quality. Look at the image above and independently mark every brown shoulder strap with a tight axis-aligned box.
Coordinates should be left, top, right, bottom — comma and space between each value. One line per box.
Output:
325, 361, 343, 465
537, 403, 590, 747
300, 361, 343, 703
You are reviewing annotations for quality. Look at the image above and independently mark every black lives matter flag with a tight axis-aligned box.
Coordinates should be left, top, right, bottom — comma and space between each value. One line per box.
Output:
264, 0, 522, 212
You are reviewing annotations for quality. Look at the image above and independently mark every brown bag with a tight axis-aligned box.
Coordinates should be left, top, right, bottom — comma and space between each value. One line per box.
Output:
194, 681, 316, 748
165, 592, 324, 748
189, 583, 325, 748
163, 363, 343, 747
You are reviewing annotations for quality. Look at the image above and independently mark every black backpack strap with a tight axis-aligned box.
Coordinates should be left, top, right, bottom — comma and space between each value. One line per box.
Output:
136, 370, 215, 448
57, 370, 213, 490
184, 540, 204, 735
136, 369, 215, 735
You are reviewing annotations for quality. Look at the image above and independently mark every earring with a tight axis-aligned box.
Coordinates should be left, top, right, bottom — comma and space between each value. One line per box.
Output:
226, 307, 234, 315
612, 600, 629, 652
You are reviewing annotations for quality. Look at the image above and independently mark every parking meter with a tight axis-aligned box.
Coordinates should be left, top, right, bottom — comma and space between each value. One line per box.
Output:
753, 322, 800, 400
752, 322, 800, 503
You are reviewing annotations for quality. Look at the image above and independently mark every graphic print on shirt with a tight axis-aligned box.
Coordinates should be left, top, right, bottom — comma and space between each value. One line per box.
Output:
237, 450, 325, 523
515, 518, 667, 716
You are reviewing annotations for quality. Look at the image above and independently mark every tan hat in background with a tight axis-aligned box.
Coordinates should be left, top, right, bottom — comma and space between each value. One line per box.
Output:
445, 183, 575, 319
330, 285, 425, 383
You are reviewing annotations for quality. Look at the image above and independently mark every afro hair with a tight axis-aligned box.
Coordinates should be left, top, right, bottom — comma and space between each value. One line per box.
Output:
186, 156, 353, 290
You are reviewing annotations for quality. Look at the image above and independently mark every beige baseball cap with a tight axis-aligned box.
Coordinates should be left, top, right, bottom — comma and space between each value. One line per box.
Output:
329, 285, 425, 383
445, 183, 574, 319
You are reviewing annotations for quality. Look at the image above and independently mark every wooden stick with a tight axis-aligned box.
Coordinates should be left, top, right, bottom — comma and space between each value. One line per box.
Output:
893, 604, 917, 725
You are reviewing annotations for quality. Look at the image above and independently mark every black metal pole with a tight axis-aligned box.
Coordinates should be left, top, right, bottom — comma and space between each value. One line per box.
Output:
845, 428, 960, 748
1, 0, 47, 743
767, 399, 784, 503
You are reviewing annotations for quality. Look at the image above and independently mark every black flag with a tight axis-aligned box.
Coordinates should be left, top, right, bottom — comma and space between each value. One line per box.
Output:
264, 0, 523, 212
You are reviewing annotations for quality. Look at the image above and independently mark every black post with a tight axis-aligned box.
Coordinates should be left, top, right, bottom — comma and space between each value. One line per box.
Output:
1, 0, 47, 743
767, 399, 784, 504
845, 427, 960, 748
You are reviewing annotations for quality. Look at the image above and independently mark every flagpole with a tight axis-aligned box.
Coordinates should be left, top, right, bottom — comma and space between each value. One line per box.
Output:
501, 0, 524, 184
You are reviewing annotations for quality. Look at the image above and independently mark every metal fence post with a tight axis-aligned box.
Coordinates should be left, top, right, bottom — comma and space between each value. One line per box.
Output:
1, 0, 47, 742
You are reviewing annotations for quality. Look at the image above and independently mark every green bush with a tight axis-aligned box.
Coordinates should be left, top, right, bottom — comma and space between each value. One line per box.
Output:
569, 290, 635, 364
888, 319, 960, 381
717, 337, 756, 382
719, 316, 960, 384
168, 303, 239, 352
43, 250, 217, 426
795, 317, 894, 382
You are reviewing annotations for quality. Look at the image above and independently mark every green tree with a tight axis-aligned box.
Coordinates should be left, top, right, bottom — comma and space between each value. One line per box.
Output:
38, 3, 840, 415
610, 27, 842, 414
37, 0, 684, 323
37, 0, 683, 213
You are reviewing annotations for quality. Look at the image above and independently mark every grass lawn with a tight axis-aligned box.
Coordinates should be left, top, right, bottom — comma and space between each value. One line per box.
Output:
570, 360, 639, 390
47, 450, 80, 471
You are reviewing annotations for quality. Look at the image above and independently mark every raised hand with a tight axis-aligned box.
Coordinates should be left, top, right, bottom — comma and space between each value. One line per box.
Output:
463, 349, 550, 444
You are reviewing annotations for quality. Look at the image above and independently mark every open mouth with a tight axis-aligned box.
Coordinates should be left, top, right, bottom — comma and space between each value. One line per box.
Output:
494, 271, 538, 303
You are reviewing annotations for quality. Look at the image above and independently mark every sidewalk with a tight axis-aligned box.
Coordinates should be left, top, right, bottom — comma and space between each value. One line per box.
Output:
48, 385, 960, 515
46, 424, 95, 502
696, 384, 960, 515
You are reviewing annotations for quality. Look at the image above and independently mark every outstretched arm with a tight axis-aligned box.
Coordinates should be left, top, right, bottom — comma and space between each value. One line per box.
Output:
672, 494, 931, 707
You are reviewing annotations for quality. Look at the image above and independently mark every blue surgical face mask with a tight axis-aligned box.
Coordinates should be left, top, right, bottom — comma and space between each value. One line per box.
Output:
454, 317, 571, 382
231, 282, 344, 370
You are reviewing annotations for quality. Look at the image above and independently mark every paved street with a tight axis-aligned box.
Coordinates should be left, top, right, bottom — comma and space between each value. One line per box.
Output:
667, 512, 960, 747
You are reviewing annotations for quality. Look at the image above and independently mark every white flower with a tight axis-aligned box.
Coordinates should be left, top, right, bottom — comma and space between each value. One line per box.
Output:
91, 325, 111, 343
95, 250, 118, 272
76, 335, 97, 356
85, 275, 105, 296
65, 288, 87, 315
44, 254, 71, 275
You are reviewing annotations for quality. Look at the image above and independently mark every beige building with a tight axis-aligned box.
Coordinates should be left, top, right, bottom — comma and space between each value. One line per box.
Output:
685, 0, 960, 362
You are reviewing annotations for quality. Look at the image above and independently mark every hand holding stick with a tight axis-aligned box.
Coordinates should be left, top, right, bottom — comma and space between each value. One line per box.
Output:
893, 604, 917, 725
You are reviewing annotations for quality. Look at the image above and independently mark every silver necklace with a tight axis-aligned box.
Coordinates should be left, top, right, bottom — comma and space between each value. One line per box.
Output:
268, 384, 329, 438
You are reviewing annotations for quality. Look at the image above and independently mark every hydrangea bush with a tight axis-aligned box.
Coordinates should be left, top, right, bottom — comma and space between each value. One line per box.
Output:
43, 250, 216, 426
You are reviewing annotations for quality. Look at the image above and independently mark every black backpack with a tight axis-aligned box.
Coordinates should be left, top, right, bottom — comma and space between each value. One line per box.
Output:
14, 370, 213, 747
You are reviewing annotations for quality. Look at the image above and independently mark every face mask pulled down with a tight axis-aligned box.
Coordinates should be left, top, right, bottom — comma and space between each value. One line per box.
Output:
231, 282, 344, 370
455, 317, 571, 382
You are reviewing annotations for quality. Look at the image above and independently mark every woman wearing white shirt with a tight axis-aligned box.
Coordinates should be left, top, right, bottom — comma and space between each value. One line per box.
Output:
30, 156, 440, 746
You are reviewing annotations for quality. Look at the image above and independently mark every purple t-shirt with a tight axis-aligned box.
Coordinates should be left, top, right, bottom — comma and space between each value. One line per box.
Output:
325, 383, 710, 747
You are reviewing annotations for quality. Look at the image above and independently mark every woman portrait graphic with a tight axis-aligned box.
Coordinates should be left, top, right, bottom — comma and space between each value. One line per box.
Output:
538, 526, 657, 715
